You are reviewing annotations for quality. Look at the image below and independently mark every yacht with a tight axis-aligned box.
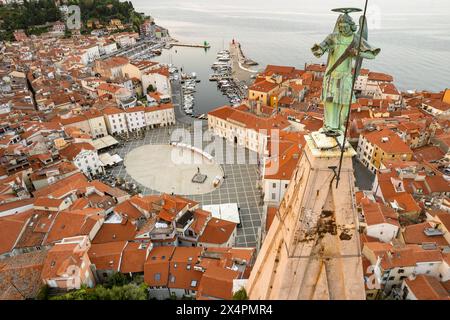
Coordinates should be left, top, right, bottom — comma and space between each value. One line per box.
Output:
184, 85, 195, 91
212, 62, 229, 69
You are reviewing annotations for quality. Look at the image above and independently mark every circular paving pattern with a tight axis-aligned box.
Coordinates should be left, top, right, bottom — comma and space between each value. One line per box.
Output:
124, 144, 223, 195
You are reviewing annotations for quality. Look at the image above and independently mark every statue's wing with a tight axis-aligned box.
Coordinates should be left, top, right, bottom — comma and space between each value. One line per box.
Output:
359, 15, 368, 41
333, 14, 343, 33
355, 15, 368, 77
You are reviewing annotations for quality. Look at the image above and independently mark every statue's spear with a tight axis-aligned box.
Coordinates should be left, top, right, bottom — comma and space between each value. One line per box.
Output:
335, 0, 369, 188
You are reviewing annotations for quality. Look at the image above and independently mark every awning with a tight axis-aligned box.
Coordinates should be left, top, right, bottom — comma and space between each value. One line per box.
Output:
99, 153, 123, 166
92, 135, 119, 151
202, 203, 240, 224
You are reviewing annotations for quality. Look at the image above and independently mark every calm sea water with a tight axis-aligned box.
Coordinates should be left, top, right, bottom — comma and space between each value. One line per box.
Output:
133, 0, 450, 113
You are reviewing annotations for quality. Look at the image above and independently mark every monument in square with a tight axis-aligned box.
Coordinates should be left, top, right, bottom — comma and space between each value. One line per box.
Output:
246, 7, 380, 300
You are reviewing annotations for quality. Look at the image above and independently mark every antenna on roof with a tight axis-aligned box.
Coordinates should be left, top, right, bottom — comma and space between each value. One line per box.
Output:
336, 0, 369, 189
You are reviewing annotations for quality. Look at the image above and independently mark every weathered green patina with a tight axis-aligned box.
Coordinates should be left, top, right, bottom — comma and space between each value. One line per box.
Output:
312, 8, 380, 135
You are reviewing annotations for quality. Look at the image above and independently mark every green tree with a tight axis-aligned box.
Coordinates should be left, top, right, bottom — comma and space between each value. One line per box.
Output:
232, 288, 249, 300
0, 0, 143, 41
50, 283, 149, 300
36, 284, 50, 300
105, 272, 130, 288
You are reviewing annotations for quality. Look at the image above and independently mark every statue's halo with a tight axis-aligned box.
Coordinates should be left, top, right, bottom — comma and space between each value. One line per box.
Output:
331, 8, 362, 14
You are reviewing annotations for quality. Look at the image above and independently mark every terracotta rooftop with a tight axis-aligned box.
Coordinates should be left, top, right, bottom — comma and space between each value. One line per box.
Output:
405, 275, 450, 300
363, 128, 413, 155
0, 210, 33, 255
44, 209, 104, 245
144, 246, 175, 287
197, 265, 240, 300
249, 80, 279, 93
362, 202, 400, 227
88, 241, 127, 271
0, 250, 48, 300
59, 142, 96, 161
119, 242, 149, 273
92, 218, 137, 244
198, 219, 236, 245
402, 222, 449, 247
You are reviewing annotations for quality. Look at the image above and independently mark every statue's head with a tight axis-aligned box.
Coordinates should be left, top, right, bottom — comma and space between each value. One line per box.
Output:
337, 14, 357, 36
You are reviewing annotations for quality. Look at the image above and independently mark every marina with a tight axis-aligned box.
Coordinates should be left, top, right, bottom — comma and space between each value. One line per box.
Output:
182, 76, 197, 115
129, 38, 258, 114
115, 34, 261, 115
152, 43, 230, 115
209, 42, 259, 106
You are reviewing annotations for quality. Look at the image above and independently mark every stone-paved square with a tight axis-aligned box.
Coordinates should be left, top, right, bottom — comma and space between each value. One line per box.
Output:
107, 123, 264, 248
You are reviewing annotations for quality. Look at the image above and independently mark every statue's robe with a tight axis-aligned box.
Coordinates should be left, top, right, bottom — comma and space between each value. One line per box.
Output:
313, 32, 380, 105
312, 32, 380, 131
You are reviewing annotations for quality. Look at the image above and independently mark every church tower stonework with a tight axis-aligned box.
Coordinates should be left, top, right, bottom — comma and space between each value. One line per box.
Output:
246, 133, 366, 299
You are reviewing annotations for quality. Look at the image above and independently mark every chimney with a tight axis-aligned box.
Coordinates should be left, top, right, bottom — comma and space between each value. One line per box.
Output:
256, 100, 262, 116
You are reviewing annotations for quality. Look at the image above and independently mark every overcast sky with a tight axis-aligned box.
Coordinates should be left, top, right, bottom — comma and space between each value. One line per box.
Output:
134, 0, 450, 15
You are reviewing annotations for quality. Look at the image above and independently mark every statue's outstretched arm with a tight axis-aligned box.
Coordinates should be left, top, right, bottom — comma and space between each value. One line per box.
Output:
311, 35, 333, 58
357, 38, 381, 60
359, 51, 377, 59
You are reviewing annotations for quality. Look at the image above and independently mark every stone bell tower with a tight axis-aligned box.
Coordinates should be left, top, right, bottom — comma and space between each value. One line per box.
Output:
246, 132, 365, 300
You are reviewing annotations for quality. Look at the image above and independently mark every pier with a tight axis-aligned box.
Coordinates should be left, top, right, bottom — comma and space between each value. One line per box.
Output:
167, 42, 211, 49
229, 40, 259, 86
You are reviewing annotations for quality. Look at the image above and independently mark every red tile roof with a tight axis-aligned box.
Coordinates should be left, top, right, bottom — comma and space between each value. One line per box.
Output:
364, 128, 413, 155
41, 242, 86, 281
0, 210, 33, 255
0, 250, 48, 300
44, 209, 104, 244
88, 241, 127, 271
144, 246, 175, 287
198, 219, 236, 245
168, 247, 203, 290
265, 206, 277, 232
362, 202, 400, 227
59, 142, 96, 161
197, 265, 239, 300
208, 105, 291, 132
403, 222, 449, 247
33, 172, 89, 198
119, 242, 149, 273
249, 80, 278, 93
405, 275, 450, 300
191, 209, 211, 235
92, 218, 137, 244
368, 72, 393, 82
